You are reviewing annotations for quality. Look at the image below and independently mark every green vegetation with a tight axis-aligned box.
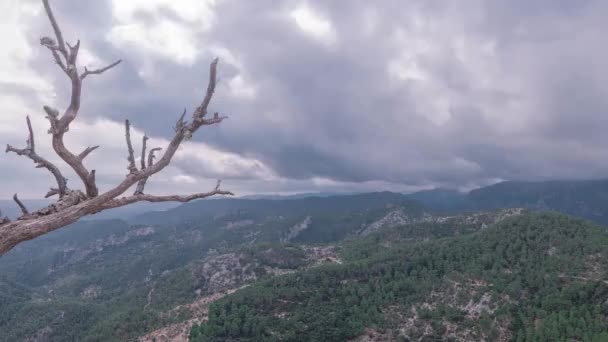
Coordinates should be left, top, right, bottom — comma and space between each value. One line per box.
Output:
240, 243, 309, 269
2, 191, 608, 341
191, 213, 608, 341
409, 179, 608, 225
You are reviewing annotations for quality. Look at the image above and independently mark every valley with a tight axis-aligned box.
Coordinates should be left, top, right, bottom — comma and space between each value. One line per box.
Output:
1, 180, 608, 341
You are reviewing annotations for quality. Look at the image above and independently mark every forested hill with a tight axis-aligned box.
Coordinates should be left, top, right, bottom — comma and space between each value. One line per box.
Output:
407, 179, 608, 224
0, 192, 430, 341
191, 212, 608, 341
1, 187, 608, 341
132, 191, 418, 226
132, 177, 608, 227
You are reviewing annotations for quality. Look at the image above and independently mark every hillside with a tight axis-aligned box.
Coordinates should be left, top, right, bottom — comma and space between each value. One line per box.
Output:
407, 179, 608, 224
191, 212, 608, 341
1, 189, 608, 341
0, 193, 429, 341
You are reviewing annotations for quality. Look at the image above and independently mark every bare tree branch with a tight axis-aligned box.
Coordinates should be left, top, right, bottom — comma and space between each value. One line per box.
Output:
40, 36, 68, 75
134, 147, 162, 195
140, 135, 148, 170
45, 188, 60, 198
0, 210, 8, 225
174, 108, 188, 132
39, 1, 107, 198
0, 0, 234, 256
6, 116, 68, 198
66, 40, 80, 68
41, 0, 67, 59
12, 194, 29, 216
81, 59, 122, 80
104, 180, 233, 211
125, 120, 138, 174
148, 148, 162, 167
194, 58, 219, 121
78, 146, 99, 161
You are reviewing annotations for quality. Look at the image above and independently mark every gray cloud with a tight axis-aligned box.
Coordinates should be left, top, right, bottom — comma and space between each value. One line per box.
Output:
2, 0, 608, 199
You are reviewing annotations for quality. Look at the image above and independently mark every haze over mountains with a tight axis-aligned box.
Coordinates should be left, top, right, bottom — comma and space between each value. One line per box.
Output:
1, 178, 608, 341
132, 178, 608, 225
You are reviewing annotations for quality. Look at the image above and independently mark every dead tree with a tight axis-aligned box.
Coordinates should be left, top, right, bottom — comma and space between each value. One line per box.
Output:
0, 0, 233, 256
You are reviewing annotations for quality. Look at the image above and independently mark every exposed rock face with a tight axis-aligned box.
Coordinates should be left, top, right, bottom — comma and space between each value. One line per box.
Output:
282, 216, 312, 242
304, 245, 341, 265
24, 326, 53, 342
360, 209, 429, 236
48, 226, 156, 272
194, 252, 260, 293
360, 207, 524, 237
224, 219, 254, 230
352, 276, 513, 342
434, 207, 524, 227
80, 285, 101, 299
139, 289, 240, 342
140, 245, 340, 341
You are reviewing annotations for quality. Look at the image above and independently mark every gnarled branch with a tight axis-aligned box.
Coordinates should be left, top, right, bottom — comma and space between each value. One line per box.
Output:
6, 116, 68, 198
78, 146, 99, 161
81, 59, 122, 80
125, 120, 138, 174
41, 0, 67, 60
40, 1, 109, 198
103, 180, 232, 211
134, 147, 162, 195
13, 194, 29, 216
0, 0, 234, 256
140, 135, 148, 170
0, 210, 9, 225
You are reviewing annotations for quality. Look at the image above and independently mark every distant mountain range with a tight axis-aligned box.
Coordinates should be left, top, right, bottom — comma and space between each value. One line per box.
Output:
237, 192, 354, 200
406, 179, 608, 223
132, 178, 608, 226
1, 178, 608, 340
4, 178, 608, 223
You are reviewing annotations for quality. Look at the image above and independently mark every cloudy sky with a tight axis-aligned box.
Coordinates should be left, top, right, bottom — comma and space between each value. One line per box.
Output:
1, 0, 607, 199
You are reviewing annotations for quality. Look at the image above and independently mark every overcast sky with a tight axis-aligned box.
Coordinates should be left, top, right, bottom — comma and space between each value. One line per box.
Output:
1, 0, 608, 199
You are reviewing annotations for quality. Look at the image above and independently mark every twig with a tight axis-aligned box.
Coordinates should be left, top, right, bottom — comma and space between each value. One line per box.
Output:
125, 120, 138, 174
12, 194, 29, 216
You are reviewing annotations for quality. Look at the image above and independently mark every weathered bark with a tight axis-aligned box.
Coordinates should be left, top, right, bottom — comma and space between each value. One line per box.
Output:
6, 116, 68, 198
0, 0, 233, 256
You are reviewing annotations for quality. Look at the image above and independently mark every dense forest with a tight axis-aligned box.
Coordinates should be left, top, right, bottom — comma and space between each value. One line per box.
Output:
191, 213, 608, 341
1, 187, 608, 341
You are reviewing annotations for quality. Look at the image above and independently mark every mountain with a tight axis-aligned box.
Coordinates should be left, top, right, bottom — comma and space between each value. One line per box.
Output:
0, 192, 429, 341
131, 192, 428, 243
467, 179, 608, 220
238, 192, 354, 200
191, 212, 608, 341
405, 188, 468, 212
2, 186, 608, 341
406, 179, 608, 224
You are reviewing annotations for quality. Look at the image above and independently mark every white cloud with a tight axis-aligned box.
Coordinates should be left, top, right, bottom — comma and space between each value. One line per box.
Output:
290, 3, 336, 45
171, 174, 197, 184
228, 75, 256, 99
175, 143, 277, 181
107, 0, 217, 65
0, 1, 53, 101
4, 0, 608, 200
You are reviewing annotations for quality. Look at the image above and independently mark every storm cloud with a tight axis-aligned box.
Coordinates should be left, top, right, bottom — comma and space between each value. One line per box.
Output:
1, 0, 607, 198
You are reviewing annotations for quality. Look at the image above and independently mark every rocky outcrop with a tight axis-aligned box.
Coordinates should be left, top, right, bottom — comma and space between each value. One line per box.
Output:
352, 276, 513, 342
360, 209, 430, 236
281, 216, 312, 242
139, 289, 240, 342
140, 245, 340, 341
